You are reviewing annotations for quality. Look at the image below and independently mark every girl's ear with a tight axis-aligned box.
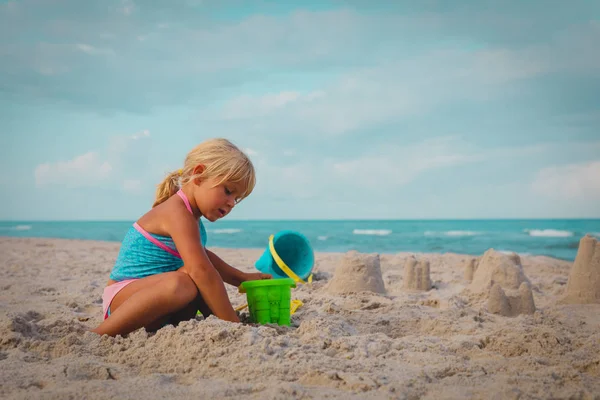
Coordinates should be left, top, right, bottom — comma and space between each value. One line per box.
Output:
192, 164, 206, 185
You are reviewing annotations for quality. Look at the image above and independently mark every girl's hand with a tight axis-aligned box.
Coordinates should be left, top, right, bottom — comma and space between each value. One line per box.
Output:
242, 272, 272, 282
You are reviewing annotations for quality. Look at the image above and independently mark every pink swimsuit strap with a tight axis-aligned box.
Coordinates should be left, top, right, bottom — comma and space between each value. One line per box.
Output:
133, 222, 182, 258
176, 189, 193, 215
131, 189, 196, 259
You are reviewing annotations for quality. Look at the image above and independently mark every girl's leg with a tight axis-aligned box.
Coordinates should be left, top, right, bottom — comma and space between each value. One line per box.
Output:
168, 291, 214, 327
91, 271, 198, 337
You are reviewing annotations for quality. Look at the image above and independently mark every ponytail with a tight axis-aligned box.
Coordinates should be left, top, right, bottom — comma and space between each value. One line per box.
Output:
153, 170, 181, 208
152, 138, 256, 208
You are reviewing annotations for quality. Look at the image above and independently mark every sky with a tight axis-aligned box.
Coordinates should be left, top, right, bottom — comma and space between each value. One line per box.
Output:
1, 0, 599, 221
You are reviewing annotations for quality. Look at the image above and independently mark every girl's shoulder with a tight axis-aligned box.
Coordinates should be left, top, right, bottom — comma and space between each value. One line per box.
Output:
137, 194, 193, 237
137, 194, 207, 245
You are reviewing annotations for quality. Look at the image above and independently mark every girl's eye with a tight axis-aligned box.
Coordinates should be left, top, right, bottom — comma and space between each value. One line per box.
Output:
224, 185, 241, 203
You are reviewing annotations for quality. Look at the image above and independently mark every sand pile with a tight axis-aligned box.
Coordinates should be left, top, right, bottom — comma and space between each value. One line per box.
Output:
487, 282, 536, 317
469, 249, 530, 294
403, 256, 431, 291
562, 234, 600, 304
464, 258, 478, 282
325, 251, 385, 294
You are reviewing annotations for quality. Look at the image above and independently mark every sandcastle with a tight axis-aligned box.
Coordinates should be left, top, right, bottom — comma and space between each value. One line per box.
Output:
468, 249, 535, 316
403, 256, 431, 291
469, 249, 530, 294
464, 258, 478, 282
562, 234, 600, 304
487, 282, 536, 317
326, 251, 386, 294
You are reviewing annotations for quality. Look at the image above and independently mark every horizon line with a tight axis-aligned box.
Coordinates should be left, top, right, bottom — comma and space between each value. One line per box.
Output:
1, 217, 599, 223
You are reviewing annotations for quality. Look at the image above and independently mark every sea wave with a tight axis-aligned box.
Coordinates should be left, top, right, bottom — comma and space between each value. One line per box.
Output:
525, 229, 573, 238
211, 229, 242, 234
353, 229, 392, 236
317, 236, 328, 241
0, 225, 32, 231
424, 230, 481, 237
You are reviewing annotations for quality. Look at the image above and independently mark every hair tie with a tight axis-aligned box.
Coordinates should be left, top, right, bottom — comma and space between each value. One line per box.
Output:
177, 169, 183, 176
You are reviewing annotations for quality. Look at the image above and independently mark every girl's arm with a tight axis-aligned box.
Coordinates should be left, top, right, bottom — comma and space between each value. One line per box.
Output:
167, 207, 239, 322
207, 250, 272, 287
206, 249, 245, 287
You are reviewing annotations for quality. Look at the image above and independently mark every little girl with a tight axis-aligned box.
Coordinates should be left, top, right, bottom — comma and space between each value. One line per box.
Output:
91, 138, 270, 337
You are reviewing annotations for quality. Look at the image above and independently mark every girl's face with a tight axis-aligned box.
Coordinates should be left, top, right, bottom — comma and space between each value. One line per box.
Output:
193, 177, 244, 222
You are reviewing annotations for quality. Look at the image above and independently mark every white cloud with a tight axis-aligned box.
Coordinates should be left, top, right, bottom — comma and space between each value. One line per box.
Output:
252, 137, 600, 205
122, 179, 142, 193
120, 0, 135, 16
35, 130, 151, 190
27, 43, 74, 76
35, 152, 112, 187
247, 136, 483, 204
221, 91, 324, 120
253, 161, 320, 201
109, 129, 150, 153
75, 43, 115, 56
3, 5, 598, 115
532, 161, 600, 200
469, 49, 547, 84
244, 148, 258, 156
210, 44, 554, 138
132, 129, 150, 140
331, 136, 482, 187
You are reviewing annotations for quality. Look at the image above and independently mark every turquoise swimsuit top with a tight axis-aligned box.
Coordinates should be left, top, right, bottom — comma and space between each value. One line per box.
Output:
109, 190, 208, 281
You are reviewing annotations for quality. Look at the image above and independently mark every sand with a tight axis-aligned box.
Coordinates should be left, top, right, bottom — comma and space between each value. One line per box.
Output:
469, 249, 530, 294
563, 234, 600, 304
1, 237, 599, 400
487, 282, 536, 317
403, 256, 432, 292
325, 251, 386, 295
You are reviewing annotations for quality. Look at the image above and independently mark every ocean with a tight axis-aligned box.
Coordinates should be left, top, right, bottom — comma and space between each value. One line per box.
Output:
1, 219, 598, 261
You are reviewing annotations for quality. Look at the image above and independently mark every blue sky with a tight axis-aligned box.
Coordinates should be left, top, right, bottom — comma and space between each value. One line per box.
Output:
1, 0, 599, 220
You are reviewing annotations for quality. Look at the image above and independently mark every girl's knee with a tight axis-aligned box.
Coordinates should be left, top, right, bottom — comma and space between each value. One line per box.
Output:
164, 272, 197, 303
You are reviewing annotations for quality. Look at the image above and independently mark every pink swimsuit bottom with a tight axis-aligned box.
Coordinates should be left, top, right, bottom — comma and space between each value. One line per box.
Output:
102, 279, 138, 319
102, 190, 194, 320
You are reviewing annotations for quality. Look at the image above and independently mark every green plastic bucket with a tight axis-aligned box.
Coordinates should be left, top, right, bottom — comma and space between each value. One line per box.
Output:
239, 278, 296, 326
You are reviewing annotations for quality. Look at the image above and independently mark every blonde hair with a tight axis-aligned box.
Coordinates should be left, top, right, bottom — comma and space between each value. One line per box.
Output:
153, 138, 256, 208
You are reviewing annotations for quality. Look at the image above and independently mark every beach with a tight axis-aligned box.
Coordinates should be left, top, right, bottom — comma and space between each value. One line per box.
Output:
1, 236, 599, 400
